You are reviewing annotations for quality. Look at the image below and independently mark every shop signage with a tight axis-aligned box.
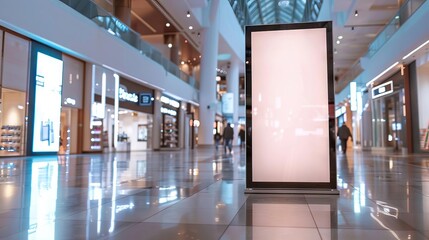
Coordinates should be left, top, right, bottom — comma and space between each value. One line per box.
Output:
64, 97, 76, 106
222, 93, 234, 114
161, 107, 177, 116
161, 96, 180, 108
139, 93, 152, 106
372, 81, 393, 99
119, 86, 138, 103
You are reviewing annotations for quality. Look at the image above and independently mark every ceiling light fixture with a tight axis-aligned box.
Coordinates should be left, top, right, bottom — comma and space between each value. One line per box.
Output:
365, 61, 399, 87
186, 11, 191, 18
189, 26, 193, 30
167, 43, 173, 48
336, 40, 340, 44
354, 10, 358, 16
278, 0, 290, 8
402, 39, 429, 60
165, 22, 171, 27
338, 35, 343, 40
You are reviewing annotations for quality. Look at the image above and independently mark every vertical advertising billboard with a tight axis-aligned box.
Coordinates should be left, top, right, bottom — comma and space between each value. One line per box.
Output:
245, 22, 337, 192
27, 42, 63, 155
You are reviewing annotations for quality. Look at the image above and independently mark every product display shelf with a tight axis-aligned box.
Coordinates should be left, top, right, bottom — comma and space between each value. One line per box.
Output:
90, 119, 103, 151
163, 121, 178, 148
0, 125, 22, 153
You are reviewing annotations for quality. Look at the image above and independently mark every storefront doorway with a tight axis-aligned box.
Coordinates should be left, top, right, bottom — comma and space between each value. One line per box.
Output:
59, 107, 79, 154
372, 90, 406, 151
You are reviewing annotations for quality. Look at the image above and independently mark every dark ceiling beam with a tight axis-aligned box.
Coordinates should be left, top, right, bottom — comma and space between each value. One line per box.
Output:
275, 1, 280, 23
291, 0, 297, 22
255, 0, 264, 24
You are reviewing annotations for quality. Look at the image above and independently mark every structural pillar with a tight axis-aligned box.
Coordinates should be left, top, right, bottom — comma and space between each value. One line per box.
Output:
114, 0, 131, 26
198, 0, 220, 145
227, 57, 240, 146
152, 90, 162, 150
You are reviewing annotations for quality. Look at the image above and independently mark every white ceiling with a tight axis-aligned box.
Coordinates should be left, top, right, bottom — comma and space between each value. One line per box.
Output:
331, 0, 401, 91
153, 0, 403, 88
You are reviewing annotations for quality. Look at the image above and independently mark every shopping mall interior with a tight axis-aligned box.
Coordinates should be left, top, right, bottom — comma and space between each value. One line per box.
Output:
1, 0, 429, 239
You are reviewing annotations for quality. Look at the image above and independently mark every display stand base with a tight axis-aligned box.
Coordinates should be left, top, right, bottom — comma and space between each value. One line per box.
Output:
245, 188, 340, 195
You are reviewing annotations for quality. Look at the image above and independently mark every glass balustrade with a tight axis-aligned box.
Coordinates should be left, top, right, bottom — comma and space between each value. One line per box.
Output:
366, 0, 426, 58
58, 0, 198, 89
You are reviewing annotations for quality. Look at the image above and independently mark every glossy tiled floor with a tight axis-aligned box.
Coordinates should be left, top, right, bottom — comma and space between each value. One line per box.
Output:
0, 147, 429, 239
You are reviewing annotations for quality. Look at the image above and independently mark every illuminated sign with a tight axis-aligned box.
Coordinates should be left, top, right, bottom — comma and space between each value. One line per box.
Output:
372, 81, 393, 99
139, 93, 152, 106
64, 97, 76, 106
33, 52, 63, 152
161, 96, 180, 108
119, 86, 138, 103
161, 107, 177, 116
350, 82, 357, 111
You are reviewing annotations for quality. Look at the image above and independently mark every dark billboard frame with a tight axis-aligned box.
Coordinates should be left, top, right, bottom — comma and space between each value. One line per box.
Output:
245, 22, 338, 193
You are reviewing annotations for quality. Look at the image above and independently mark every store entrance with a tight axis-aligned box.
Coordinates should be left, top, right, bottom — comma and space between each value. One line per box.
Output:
373, 91, 406, 151
59, 107, 79, 154
384, 93, 405, 151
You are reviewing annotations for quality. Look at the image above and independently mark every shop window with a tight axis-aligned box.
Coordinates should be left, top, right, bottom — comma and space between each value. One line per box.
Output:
0, 32, 30, 156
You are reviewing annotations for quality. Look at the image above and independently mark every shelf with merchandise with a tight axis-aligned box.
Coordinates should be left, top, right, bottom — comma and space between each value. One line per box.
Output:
0, 125, 22, 153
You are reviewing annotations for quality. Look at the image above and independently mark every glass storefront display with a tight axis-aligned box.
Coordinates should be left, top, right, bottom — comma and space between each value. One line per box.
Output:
91, 67, 155, 152
160, 95, 180, 149
370, 72, 407, 151
415, 53, 429, 151
0, 31, 30, 156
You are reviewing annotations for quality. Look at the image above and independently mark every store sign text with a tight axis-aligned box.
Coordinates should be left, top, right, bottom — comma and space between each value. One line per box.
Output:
64, 97, 76, 106
161, 107, 177, 116
161, 96, 180, 108
119, 87, 138, 103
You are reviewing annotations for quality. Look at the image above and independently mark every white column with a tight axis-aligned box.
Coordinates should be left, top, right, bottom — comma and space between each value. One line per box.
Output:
178, 102, 186, 149
152, 90, 162, 150
199, 0, 220, 145
227, 57, 240, 145
113, 74, 119, 150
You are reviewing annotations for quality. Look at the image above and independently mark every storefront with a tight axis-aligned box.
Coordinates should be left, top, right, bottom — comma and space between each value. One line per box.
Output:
368, 71, 407, 152
0, 27, 86, 156
410, 52, 429, 152
160, 95, 180, 149
60, 55, 84, 154
91, 67, 154, 152
0, 30, 29, 156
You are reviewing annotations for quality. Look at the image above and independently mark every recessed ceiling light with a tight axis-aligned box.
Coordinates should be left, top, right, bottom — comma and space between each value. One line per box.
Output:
189, 26, 193, 30
185, 40, 188, 43
181, 61, 185, 65
278, 0, 290, 8
165, 22, 171, 27
186, 11, 191, 18
336, 40, 341, 44
167, 43, 173, 48
338, 35, 343, 39
354, 10, 358, 16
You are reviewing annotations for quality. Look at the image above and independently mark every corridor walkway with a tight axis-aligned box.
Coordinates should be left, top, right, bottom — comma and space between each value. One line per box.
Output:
0, 147, 428, 239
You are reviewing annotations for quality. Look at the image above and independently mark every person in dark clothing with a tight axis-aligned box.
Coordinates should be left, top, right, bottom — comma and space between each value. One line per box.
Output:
223, 123, 234, 153
238, 127, 245, 149
214, 132, 222, 151
337, 123, 353, 154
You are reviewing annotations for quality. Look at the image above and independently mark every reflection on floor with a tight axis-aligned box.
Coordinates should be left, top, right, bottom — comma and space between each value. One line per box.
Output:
0, 148, 428, 239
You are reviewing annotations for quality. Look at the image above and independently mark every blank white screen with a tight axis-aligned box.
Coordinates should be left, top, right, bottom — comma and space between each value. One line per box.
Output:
251, 28, 330, 182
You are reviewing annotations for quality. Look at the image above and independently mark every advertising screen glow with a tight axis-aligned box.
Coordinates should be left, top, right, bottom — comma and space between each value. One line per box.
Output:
251, 27, 330, 183
32, 52, 63, 152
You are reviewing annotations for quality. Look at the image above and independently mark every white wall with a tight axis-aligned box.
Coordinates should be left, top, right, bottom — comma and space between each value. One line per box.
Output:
0, 0, 198, 103
359, 0, 429, 83
417, 60, 429, 129
2, 91, 26, 126
118, 112, 152, 151
217, 0, 245, 63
